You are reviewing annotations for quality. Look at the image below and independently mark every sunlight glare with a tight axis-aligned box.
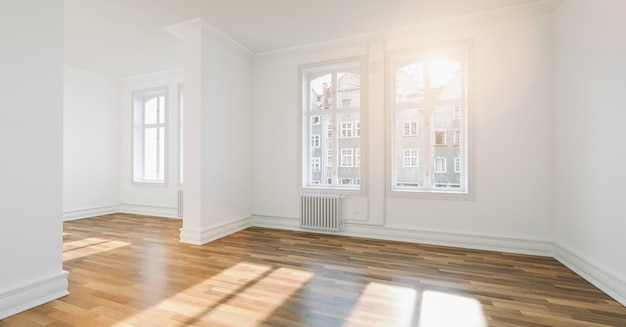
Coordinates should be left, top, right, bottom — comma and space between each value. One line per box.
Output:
345, 282, 417, 327
63, 237, 130, 261
419, 291, 487, 327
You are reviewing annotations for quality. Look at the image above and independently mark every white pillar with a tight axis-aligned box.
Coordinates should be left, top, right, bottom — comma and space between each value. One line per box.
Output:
0, 0, 68, 319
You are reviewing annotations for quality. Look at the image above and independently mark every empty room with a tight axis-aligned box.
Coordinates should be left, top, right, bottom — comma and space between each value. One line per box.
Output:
1, 0, 625, 326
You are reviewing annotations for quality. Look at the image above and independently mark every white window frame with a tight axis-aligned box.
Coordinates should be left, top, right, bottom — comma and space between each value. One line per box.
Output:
387, 43, 471, 199
403, 121, 418, 136
132, 86, 168, 184
300, 58, 366, 194
340, 148, 354, 167
355, 148, 361, 167
403, 149, 419, 167
454, 157, 461, 173
311, 134, 321, 148
311, 157, 321, 172
434, 158, 447, 173
340, 122, 354, 138
453, 130, 461, 145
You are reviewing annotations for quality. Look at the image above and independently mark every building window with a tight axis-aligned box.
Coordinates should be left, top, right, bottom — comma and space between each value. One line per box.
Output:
403, 149, 419, 167
433, 131, 447, 145
133, 87, 167, 183
403, 121, 418, 136
389, 44, 468, 195
340, 122, 353, 138
311, 134, 321, 148
340, 148, 354, 167
311, 157, 321, 172
178, 84, 184, 186
434, 158, 447, 173
453, 130, 461, 145
341, 178, 354, 185
301, 59, 364, 192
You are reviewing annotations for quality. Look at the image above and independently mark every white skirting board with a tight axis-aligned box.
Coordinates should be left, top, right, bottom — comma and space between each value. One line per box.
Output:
554, 243, 626, 307
118, 203, 179, 219
63, 205, 120, 221
179, 217, 252, 245
0, 271, 69, 320
250, 215, 553, 256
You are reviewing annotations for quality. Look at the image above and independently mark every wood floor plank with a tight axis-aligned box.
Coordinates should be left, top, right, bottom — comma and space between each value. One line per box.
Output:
1, 213, 625, 326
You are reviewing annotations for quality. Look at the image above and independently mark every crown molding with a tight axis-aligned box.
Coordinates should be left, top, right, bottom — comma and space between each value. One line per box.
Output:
163, 18, 254, 62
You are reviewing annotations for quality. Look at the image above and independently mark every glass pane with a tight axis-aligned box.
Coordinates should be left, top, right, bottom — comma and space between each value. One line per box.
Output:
159, 96, 166, 124
145, 97, 158, 124
337, 112, 360, 186
396, 63, 424, 104
431, 106, 461, 188
144, 128, 157, 180
158, 127, 165, 181
310, 74, 332, 110
430, 59, 461, 101
337, 72, 360, 108
394, 108, 424, 189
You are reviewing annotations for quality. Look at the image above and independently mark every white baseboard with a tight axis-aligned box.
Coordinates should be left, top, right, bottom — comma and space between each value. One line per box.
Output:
554, 243, 626, 307
250, 215, 553, 256
180, 217, 251, 245
0, 270, 69, 320
63, 205, 120, 221
119, 203, 179, 219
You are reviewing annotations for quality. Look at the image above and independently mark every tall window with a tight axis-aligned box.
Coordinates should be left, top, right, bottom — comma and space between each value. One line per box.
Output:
300, 59, 364, 192
390, 45, 468, 194
133, 87, 167, 183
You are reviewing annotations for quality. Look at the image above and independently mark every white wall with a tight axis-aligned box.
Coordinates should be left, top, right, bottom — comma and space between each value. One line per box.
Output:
0, 0, 68, 318
119, 70, 183, 217
252, 13, 555, 253
63, 65, 120, 219
554, 0, 626, 305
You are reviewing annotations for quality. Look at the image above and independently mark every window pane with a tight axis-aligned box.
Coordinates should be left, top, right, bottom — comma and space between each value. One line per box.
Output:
430, 59, 461, 101
145, 97, 158, 124
394, 108, 424, 189
310, 74, 332, 110
144, 128, 157, 180
396, 63, 424, 104
158, 127, 165, 181
337, 72, 360, 108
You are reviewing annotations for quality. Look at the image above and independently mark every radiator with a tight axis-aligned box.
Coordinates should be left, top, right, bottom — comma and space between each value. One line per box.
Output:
177, 188, 183, 217
300, 193, 344, 232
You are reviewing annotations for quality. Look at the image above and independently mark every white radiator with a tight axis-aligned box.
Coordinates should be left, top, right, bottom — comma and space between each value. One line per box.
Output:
300, 193, 343, 232
177, 188, 183, 217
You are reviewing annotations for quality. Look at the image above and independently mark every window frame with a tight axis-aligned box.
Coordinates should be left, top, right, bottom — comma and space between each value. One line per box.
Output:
299, 57, 367, 195
386, 42, 473, 200
132, 86, 169, 185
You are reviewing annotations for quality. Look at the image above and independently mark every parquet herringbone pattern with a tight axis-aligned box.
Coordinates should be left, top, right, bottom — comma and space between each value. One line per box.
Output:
1, 213, 625, 326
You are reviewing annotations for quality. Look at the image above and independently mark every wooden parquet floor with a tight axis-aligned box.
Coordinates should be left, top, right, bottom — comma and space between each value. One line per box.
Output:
1, 214, 625, 327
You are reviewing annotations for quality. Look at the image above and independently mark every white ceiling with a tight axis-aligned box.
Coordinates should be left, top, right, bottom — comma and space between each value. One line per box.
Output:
64, 0, 551, 79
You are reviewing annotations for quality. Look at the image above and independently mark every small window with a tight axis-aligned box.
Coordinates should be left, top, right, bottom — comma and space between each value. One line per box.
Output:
341, 178, 354, 185
403, 121, 418, 136
342, 99, 352, 107
311, 116, 321, 125
355, 121, 361, 137
454, 157, 461, 173
341, 122, 353, 138
453, 130, 461, 145
434, 158, 447, 173
327, 149, 333, 167
434, 131, 447, 145
340, 148, 354, 167
355, 148, 361, 167
311, 134, 320, 148
403, 149, 419, 167
311, 157, 321, 172
453, 106, 461, 119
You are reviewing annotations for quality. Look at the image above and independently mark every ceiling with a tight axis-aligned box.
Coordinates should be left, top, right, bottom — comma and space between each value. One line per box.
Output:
64, 0, 552, 79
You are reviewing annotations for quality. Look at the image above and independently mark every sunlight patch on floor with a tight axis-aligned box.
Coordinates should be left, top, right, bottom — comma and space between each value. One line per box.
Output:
63, 237, 130, 261
418, 290, 487, 327
344, 282, 417, 327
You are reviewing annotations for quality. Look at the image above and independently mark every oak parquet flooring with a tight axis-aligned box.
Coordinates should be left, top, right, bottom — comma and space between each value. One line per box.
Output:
1, 213, 625, 326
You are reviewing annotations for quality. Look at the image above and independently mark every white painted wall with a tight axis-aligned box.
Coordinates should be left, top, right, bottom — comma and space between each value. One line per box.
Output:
119, 70, 183, 217
63, 65, 120, 219
554, 0, 626, 304
170, 20, 253, 244
0, 0, 68, 318
253, 14, 555, 251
